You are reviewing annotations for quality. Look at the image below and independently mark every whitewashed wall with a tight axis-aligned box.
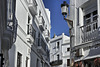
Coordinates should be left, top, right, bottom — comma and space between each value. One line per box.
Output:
9, 0, 51, 67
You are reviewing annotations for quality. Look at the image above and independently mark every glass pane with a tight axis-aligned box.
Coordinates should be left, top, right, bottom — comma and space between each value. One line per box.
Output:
93, 23, 98, 30
93, 10, 97, 16
93, 24, 96, 30
96, 23, 98, 29
93, 16, 97, 21
86, 19, 91, 24
86, 13, 91, 18
86, 26, 91, 32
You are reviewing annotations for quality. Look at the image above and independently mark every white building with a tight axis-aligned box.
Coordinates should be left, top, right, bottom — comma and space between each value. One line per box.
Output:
68, 0, 100, 67
50, 33, 70, 67
0, 0, 17, 67
8, 0, 51, 67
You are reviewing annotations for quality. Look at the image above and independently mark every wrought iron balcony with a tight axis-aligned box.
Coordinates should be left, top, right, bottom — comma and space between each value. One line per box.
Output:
39, 16, 45, 31
28, 0, 37, 16
44, 30, 50, 42
37, 38, 47, 54
50, 60, 63, 66
80, 20, 100, 43
27, 24, 36, 43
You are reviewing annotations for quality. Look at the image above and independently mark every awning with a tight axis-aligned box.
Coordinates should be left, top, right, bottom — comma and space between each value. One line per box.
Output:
83, 47, 100, 60
75, 47, 100, 62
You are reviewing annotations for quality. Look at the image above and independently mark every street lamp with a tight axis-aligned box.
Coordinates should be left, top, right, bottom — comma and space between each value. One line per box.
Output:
61, 1, 74, 67
61, 1, 73, 28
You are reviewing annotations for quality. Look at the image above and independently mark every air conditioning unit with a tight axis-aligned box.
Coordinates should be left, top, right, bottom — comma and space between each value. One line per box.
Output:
26, 35, 34, 43
79, 48, 84, 56
75, 48, 84, 57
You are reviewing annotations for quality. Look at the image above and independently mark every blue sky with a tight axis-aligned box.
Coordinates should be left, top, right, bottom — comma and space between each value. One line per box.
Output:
43, 0, 70, 38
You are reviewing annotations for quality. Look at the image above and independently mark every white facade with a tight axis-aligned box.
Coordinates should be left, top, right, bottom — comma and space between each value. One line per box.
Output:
8, 0, 51, 67
68, 0, 100, 67
50, 33, 70, 67
0, 0, 17, 67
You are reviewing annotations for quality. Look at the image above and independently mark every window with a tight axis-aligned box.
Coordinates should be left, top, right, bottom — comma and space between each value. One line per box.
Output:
39, 10, 41, 17
38, 33, 40, 46
41, 61, 43, 67
84, 13, 91, 24
28, 16, 30, 24
27, 16, 36, 40
36, 59, 39, 67
7, 0, 15, 30
17, 52, 22, 67
27, 16, 30, 35
84, 10, 98, 32
93, 10, 98, 21
57, 54, 59, 60
57, 42, 59, 49
67, 59, 70, 66
26, 57, 29, 67
7, 0, 13, 20
67, 48, 70, 51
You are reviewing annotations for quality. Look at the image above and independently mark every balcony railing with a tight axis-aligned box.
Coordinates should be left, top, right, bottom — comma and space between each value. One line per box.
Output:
50, 60, 63, 66
39, 16, 45, 31
27, 24, 36, 43
44, 30, 50, 42
37, 38, 47, 54
80, 20, 100, 43
28, 0, 37, 16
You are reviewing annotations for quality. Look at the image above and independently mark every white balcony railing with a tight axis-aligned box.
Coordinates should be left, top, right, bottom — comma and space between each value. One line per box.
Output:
39, 16, 45, 31
28, 0, 37, 16
37, 38, 47, 54
44, 30, 50, 42
27, 24, 36, 43
80, 20, 100, 43
50, 60, 63, 66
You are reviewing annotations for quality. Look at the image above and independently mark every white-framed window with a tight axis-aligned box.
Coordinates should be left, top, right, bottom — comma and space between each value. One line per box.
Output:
7, 0, 13, 20
7, 0, 16, 30
67, 59, 70, 66
84, 10, 98, 32
27, 16, 36, 40
57, 41, 59, 49
67, 48, 70, 52
17, 52, 22, 67
26, 57, 29, 67
84, 10, 97, 24
57, 54, 59, 60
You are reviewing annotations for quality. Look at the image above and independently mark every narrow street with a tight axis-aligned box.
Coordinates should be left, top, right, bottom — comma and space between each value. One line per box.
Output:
0, 0, 100, 67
